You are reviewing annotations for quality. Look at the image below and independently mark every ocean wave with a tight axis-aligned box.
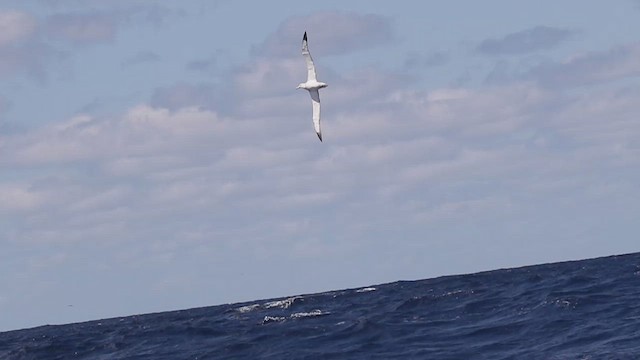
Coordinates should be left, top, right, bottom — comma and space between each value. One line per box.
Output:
3, 252, 640, 359
263, 296, 302, 309
355, 287, 376, 293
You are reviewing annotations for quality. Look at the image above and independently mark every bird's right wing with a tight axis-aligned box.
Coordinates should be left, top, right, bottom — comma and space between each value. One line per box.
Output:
309, 89, 322, 141
302, 32, 317, 82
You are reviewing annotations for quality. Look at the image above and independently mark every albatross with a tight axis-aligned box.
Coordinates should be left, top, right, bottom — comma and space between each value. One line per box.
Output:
297, 31, 328, 142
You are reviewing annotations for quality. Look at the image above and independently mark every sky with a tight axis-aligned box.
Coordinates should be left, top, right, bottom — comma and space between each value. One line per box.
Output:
1, 0, 639, 331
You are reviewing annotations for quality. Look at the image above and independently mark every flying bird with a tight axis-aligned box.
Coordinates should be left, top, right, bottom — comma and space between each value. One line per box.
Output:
296, 31, 328, 142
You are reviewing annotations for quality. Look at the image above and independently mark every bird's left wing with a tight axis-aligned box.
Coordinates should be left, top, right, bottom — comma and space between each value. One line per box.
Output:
302, 32, 317, 82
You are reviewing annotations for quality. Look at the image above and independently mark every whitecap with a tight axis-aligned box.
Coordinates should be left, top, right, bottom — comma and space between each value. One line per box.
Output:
264, 296, 301, 309
261, 316, 286, 324
237, 304, 260, 313
356, 287, 376, 293
290, 309, 327, 319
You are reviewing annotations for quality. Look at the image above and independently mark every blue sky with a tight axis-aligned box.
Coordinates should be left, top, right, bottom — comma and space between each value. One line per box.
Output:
1, 1, 639, 331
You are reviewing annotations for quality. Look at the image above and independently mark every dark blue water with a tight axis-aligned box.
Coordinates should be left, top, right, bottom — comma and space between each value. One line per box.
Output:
2, 253, 640, 359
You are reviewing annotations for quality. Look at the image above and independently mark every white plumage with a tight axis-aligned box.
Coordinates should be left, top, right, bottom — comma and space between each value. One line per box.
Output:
296, 32, 328, 142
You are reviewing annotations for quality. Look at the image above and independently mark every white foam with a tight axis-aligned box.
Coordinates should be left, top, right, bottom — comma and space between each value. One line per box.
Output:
264, 296, 301, 309
356, 287, 376, 293
290, 309, 326, 319
237, 304, 260, 313
262, 316, 286, 324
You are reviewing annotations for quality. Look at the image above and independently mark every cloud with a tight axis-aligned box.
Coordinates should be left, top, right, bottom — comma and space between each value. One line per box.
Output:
526, 42, 640, 88
545, 86, 640, 152
2, 28, 637, 248
484, 40, 640, 90
253, 11, 395, 58
0, 40, 57, 81
0, 9, 120, 80
404, 51, 449, 69
0, 95, 10, 117
3, 75, 637, 234
150, 82, 218, 111
0, 183, 46, 212
477, 26, 574, 55
0, 10, 37, 47
36, 0, 185, 24
233, 57, 303, 98
0, 4, 181, 81
1, 108, 222, 165
45, 12, 118, 45
0, 10, 57, 81
121, 51, 161, 67
186, 56, 217, 73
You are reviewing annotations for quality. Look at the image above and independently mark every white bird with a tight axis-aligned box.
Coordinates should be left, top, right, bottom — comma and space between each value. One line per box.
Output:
296, 31, 328, 142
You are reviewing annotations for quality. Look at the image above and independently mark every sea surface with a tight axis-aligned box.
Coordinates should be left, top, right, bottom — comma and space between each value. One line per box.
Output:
2, 253, 640, 359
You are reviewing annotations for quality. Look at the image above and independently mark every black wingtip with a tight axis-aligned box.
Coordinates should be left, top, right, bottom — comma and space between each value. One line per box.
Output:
303, 32, 307, 41
317, 132, 322, 142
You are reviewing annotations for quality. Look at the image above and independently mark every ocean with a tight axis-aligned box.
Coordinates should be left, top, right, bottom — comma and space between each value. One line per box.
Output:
2, 252, 640, 359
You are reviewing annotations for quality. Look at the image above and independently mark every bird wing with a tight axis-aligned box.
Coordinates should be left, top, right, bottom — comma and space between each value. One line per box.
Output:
302, 32, 317, 82
309, 89, 322, 141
